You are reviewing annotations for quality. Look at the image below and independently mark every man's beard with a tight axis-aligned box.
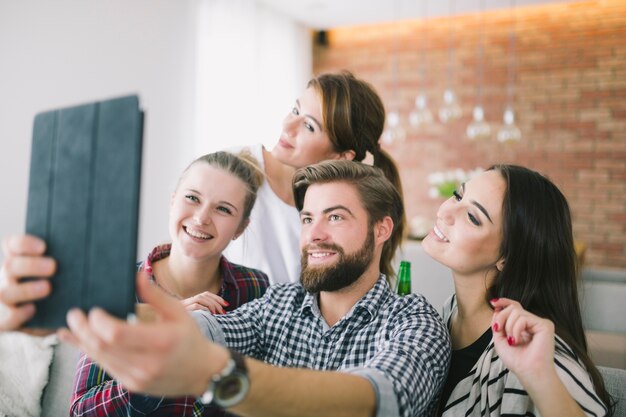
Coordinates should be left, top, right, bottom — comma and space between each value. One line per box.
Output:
299, 227, 375, 293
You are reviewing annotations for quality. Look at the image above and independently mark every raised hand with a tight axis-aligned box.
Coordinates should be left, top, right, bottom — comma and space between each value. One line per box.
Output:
0, 235, 55, 333
58, 273, 229, 397
181, 291, 229, 314
490, 297, 556, 383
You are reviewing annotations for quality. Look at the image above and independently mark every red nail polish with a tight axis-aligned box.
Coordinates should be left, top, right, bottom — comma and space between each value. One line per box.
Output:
223, 301, 230, 306
490, 298, 499, 304
492, 323, 499, 332
507, 336, 515, 346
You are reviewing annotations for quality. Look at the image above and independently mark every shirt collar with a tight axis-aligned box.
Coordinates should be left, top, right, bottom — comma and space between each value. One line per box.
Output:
353, 274, 392, 319
142, 243, 172, 276
219, 255, 238, 290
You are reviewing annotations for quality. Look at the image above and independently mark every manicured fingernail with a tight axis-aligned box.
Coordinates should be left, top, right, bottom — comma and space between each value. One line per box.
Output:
490, 298, 499, 304
223, 301, 230, 306
507, 336, 515, 346
492, 323, 499, 332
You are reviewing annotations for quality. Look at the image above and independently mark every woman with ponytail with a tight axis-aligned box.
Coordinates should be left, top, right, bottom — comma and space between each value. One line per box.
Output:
225, 71, 405, 285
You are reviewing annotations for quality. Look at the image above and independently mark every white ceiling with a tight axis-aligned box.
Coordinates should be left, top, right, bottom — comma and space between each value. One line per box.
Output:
257, 0, 577, 29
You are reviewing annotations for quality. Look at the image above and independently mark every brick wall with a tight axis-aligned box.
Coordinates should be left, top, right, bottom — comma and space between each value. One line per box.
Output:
313, 0, 626, 269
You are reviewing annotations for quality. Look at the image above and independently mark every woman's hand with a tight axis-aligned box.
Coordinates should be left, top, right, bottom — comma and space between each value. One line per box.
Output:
490, 297, 556, 383
181, 291, 229, 314
0, 235, 56, 334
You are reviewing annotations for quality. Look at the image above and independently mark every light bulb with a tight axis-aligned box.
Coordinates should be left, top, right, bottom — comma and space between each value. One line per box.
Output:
466, 105, 491, 140
438, 89, 462, 124
497, 107, 522, 143
382, 110, 406, 144
409, 94, 433, 128
388, 110, 400, 127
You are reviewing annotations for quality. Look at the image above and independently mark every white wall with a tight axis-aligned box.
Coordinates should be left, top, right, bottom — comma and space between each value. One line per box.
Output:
0, 0, 311, 262
194, 0, 312, 155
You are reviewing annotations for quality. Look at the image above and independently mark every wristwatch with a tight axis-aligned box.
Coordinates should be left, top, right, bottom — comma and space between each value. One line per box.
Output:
200, 349, 250, 408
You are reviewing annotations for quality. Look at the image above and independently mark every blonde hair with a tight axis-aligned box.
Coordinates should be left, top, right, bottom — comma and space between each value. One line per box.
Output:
181, 150, 264, 221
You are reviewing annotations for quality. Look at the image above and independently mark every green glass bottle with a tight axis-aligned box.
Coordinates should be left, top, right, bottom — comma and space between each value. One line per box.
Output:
397, 260, 411, 296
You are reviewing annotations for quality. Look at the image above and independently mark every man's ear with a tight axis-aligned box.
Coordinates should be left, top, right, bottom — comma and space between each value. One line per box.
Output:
374, 216, 394, 245
496, 258, 505, 272
233, 218, 250, 240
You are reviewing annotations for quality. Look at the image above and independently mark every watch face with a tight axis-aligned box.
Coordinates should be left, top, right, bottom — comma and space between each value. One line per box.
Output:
216, 374, 245, 400
200, 350, 249, 408
215, 371, 250, 408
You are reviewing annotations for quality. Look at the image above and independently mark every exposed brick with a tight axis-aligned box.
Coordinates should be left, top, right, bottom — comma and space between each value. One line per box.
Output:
315, 0, 626, 270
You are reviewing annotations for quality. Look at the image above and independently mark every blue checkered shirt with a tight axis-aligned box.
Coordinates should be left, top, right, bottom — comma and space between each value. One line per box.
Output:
194, 275, 451, 417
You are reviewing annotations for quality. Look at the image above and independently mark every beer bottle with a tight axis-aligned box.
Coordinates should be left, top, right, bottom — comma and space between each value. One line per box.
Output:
397, 260, 411, 296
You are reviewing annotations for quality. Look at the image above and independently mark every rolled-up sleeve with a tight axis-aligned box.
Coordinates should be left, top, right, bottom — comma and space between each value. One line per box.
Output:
344, 367, 400, 417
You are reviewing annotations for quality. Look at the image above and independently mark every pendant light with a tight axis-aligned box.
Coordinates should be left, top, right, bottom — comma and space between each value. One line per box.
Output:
383, 0, 406, 144
466, 0, 491, 140
438, 0, 462, 124
409, 0, 433, 129
497, 0, 522, 143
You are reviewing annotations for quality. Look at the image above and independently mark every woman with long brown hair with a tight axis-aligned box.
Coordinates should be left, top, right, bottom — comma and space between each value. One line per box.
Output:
423, 165, 612, 417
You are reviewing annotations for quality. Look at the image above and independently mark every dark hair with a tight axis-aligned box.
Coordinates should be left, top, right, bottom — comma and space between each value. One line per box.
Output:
488, 164, 612, 413
307, 71, 406, 242
180, 150, 264, 223
292, 160, 404, 280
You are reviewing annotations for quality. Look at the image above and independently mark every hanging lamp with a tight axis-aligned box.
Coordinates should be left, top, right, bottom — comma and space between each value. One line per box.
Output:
409, 0, 433, 129
438, 0, 462, 124
466, 0, 492, 140
382, 0, 406, 144
497, 0, 522, 143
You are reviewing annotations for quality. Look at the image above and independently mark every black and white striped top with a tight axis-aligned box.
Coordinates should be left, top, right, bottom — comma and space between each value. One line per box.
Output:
440, 295, 608, 417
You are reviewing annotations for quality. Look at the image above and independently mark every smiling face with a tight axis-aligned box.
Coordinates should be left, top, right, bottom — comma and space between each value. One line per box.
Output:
298, 182, 378, 293
272, 86, 342, 169
169, 163, 248, 261
422, 170, 506, 277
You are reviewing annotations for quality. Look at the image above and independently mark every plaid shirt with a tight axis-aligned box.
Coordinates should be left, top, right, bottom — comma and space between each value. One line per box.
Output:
70, 244, 269, 417
195, 276, 451, 417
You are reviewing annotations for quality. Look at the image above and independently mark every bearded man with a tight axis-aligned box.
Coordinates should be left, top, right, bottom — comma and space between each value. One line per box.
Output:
1, 160, 450, 417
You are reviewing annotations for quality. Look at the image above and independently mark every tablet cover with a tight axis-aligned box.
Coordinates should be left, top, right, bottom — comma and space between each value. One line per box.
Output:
25, 95, 143, 328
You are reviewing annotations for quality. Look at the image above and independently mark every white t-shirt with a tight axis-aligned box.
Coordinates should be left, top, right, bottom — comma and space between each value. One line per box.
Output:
223, 144, 302, 284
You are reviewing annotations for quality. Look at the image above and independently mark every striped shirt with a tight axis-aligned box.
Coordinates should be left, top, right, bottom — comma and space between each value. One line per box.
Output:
70, 244, 269, 417
194, 276, 451, 417
439, 295, 608, 417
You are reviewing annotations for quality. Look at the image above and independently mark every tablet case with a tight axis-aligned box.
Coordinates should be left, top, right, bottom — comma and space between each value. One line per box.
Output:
25, 95, 143, 328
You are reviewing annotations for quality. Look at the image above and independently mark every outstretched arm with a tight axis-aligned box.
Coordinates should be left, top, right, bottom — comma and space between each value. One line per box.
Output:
59, 274, 376, 417
490, 298, 587, 417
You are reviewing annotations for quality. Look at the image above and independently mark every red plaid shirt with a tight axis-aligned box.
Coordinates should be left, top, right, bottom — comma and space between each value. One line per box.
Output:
70, 244, 269, 417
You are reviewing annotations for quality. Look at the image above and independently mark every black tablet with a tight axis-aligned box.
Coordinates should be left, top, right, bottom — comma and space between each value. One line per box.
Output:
24, 95, 143, 328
